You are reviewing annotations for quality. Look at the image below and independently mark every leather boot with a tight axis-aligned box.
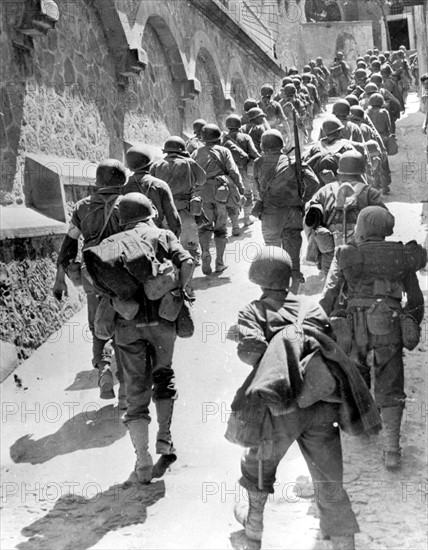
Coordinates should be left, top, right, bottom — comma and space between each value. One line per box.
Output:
330, 535, 355, 549
152, 399, 177, 479
98, 362, 115, 399
381, 406, 403, 470
229, 209, 242, 235
118, 382, 127, 411
199, 232, 212, 275
126, 418, 153, 484
234, 489, 269, 541
214, 237, 228, 273
243, 207, 254, 226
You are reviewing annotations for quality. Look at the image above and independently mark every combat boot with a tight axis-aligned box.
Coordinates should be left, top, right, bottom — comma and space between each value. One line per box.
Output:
243, 207, 254, 227
199, 232, 212, 275
214, 237, 228, 273
234, 489, 269, 541
126, 418, 153, 484
330, 535, 355, 549
118, 382, 127, 411
98, 361, 115, 399
152, 399, 177, 479
381, 406, 403, 470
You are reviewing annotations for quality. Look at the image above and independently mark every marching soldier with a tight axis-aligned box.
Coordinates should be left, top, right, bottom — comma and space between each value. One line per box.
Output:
186, 119, 207, 154
53, 160, 128, 402
320, 206, 425, 470
230, 246, 381, 548
254, 130, 319, 290
305, 117, 356, 186
123, 145, 181, 237
191, 124, 244, 275
151, 136, 206, 268
88, 193, 194, 483
242, 107, 270, 154
258, 84, 291, 147
221, 114, 260, 232
305, 151, 386, 276
330, 51, 351, 96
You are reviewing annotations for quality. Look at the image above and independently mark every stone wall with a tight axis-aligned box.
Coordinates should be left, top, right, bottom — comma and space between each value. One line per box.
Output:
0, 0, 286, 361
301, 20, 374, 70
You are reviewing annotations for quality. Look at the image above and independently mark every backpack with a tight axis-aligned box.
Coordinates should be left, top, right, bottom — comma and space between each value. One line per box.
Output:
83, 226, 173, 301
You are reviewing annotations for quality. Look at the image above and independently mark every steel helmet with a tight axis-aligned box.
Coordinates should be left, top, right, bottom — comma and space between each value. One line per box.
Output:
261, 129, 284, 151
357, 61, 367, 69
118, 192, 154, 225
354, 69, 368, 80
337, 151, 366, 175
126, 145, 154, 171
283, 83, 296, 96
201, 124, 222, 143
365, 83, 379, 95
96, 159, 127, 187
248, 246, 292, 290
301, 74, 311, 82
292, 79, 301, 88
322, 117, 344, 136
371, 60, 381, 70
369, 55, 378, 63
378, 54, 386, 64
370, 74, 383, 86
332, 99, 350, 118
192, 119, 207, 133
243, 98, 258, 112
350, 106, 365, 121
247, 107, 266, 122
225, 114, 242, 129
316, 56, 323, 63
345, 94, 359, 107
355, 206, 395, 242
303, 65, 312, 73
381, 64, 392, 75
281, 77, 293, 87
261, 84, 274, 96
368, 93, 384, 107
288, 66, 298, 75
163, 136, 186, 153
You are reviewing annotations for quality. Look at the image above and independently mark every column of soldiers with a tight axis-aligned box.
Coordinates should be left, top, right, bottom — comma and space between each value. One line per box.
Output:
52, 62, 425, 550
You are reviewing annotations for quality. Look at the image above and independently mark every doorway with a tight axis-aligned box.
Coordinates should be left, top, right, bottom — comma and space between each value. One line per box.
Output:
388, 18, 410, 50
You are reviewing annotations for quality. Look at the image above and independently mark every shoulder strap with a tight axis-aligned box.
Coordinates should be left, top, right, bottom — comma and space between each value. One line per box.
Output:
98, 196, 119, 242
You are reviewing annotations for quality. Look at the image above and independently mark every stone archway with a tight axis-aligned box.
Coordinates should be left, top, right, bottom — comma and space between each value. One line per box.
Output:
226, 57, 248, 114
185, 45, 226, 129
124, 16, 186, 145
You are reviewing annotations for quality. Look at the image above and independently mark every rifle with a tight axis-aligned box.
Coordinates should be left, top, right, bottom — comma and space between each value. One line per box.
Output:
292, 108, 304, 202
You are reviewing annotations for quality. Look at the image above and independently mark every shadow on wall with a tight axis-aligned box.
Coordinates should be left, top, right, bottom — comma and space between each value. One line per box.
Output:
17, 480, 165, 550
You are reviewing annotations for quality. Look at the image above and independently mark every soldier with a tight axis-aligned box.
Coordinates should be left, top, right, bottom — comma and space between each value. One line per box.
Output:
192, 124, 244, 275
150, 136, 206, 270
279, 84, 307, 145
306, 117, 356, 185
221, 114, 260, 230
392, 50, 412, 103
381, 64, 404, 132
242, 107, 270, 154
254, 130, 319, 290
331, 100, 364, 142
305, 151, 386, 276
301, 73, 321, 138
98, 193, 194, 483
366, 94, 392, 170
315, 56, 330, 109
53, 159, 127, 401
185, 119, 207, 154
330, 51, 351, 96
349, 105, 391, 194
123, 145, 181, 237
258, 83, 291, 146
231, 246, 378, 549
347, 68, 368, 98
321, 206, 425, 470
